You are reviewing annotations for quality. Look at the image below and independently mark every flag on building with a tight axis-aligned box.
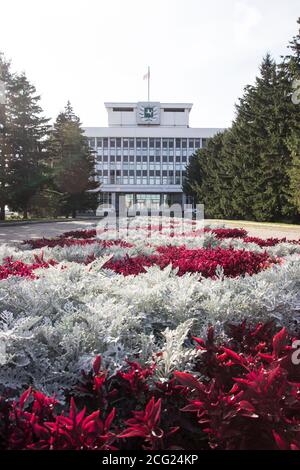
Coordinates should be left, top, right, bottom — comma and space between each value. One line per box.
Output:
143, 67, 150, 80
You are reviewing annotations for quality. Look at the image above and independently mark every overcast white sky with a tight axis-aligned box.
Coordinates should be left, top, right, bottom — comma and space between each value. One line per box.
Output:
0, 0, 299, 128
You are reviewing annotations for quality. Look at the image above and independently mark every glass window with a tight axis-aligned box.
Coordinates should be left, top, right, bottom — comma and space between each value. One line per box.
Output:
149, 138, 154, 148
189, 139, 194, 148
136, 139, 141, 148
182, 139, 187, 149
142, 139, 148, 149
116, 138, 121, 148
110, 138, 116, 148
176, 139, 181, 148
155, 139, 161, 148
169, 139, 174, 148
103, 138, 108, 148
96, 138, 102, 148
195, 139, 200, 148
129, 139, 134, 148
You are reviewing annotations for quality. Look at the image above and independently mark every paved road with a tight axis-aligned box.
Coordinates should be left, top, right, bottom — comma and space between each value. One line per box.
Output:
0, 220, 97, 244
0, 219, 299, 244
206, 220, 300, 241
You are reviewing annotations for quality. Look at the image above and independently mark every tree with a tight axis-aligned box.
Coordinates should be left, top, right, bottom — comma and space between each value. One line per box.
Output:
232, 54, 292, 221
287, 132, 300, 213
282, 18, 300, 215
49, 102, 98, 218
185, 51, 298, 222
7, 73, 50, 218
0, 53, 13, 220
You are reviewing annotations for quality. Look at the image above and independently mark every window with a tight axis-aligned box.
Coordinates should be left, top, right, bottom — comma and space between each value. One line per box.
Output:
182, 139, 187, 149
110, 138, 115, 148
96, 138, 102, 148
163, 108, 185, 112
176, 138, 181, 148
129, 139, 134, 148
189, 139, 194, 148
103, 138, 108, 148
116, 138, 121, 148
88, 138, 95, 148
112, 107, 134, 112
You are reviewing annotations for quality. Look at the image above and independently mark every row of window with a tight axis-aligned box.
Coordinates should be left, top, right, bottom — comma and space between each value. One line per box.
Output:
99, 176, 182, 185
97, 155, 189, 163
97, 164, 185, 172
98, 169, 183, 176
87, 137, 208, 150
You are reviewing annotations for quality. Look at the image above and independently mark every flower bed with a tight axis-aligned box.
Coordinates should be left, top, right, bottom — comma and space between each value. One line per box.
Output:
1, 323, 300, 450
0, 217, 300, 450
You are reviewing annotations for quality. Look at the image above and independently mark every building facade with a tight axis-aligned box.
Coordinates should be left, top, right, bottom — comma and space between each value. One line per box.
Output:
84, 102, 223, 211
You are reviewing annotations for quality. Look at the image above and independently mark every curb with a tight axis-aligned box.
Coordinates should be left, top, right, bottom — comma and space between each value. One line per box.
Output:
0, 218, 102, 228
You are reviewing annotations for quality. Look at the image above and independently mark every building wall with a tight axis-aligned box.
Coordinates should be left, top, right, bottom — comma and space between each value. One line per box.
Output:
83, 102, 224, 209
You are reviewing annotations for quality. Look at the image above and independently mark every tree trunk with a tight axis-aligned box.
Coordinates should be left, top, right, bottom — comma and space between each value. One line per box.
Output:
23, 207, 28, 219
72, 208, 76, 219
0, 205, 5, 221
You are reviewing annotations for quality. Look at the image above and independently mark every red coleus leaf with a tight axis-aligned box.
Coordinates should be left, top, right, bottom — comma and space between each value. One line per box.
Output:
19, 387, 32, 409
273, 328, 288, 358
272, 430, 288, 450
220, 348, 246, 365
174, 371, 202, 391
93, 355, 102, 374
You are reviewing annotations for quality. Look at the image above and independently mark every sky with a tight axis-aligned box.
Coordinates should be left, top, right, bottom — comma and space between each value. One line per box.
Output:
0, 0, 299, 128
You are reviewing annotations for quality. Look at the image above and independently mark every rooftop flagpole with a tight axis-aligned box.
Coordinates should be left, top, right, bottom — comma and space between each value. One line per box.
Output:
148, 66, 150, 102
143, 67, 150, 101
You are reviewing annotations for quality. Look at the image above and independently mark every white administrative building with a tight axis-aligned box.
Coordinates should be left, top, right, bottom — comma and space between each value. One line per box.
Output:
84, 102, 224, 211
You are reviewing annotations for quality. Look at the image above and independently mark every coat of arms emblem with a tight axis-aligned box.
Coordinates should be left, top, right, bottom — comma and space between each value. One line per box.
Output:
137, 102, 160, 124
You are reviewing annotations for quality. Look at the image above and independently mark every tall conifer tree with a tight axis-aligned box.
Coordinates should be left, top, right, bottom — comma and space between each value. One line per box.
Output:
49, 102, 97, 218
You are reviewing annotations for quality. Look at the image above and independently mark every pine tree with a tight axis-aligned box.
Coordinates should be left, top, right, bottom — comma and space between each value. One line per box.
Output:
49, 102, 97, 218
283, 18, 300, 215
0, 53, 13, 220
7, 73, 50, 218
287, 132, 300, 213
